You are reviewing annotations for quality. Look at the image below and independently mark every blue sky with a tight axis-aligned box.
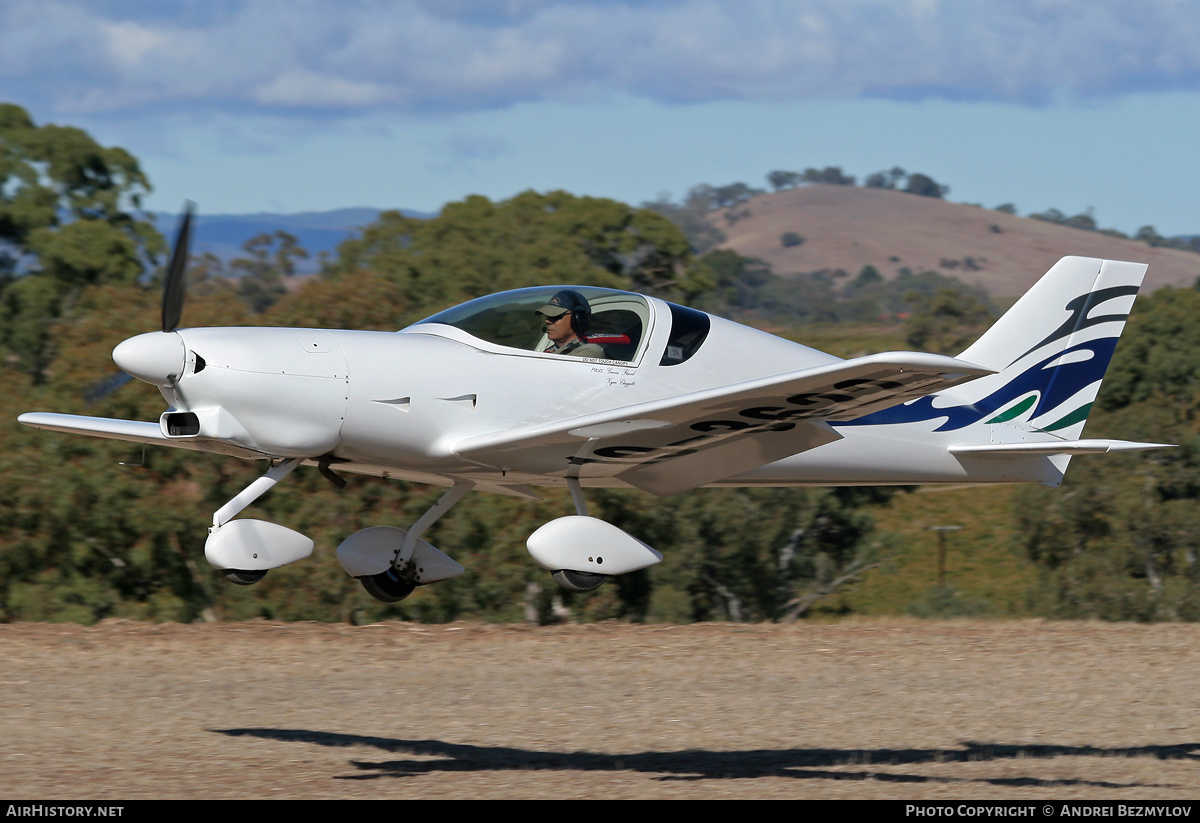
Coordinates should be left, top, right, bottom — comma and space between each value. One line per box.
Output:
5, 0, 1200, 235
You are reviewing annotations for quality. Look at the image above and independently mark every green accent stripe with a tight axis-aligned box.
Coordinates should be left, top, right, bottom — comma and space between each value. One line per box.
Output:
987, 394, 1037, 424
1043, 402, 1093, 432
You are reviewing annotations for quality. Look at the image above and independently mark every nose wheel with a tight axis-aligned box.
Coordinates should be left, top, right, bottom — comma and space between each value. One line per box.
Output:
360, 569, 417, 603
348, 482, 475, 603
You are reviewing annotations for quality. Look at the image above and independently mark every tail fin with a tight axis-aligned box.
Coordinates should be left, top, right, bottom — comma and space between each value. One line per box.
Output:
836, 257, 1170, 485
825, 257, 1171, 486
946, 256, 1146, 439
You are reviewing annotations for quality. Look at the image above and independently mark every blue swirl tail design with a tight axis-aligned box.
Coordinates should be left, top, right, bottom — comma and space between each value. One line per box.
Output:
840, 257, 1147, 442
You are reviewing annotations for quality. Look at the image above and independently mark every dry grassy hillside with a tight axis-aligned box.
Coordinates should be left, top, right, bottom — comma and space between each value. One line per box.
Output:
713, 186, 1200, 297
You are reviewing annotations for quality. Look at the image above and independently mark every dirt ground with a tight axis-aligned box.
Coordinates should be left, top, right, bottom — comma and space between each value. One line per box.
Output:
1, 618, 1199, 800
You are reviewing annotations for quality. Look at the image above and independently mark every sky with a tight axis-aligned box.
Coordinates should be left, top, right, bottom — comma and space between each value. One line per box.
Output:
5, 0, 1200, 235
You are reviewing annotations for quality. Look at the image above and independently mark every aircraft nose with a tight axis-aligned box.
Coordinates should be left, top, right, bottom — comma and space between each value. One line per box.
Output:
112, 332, 186, 386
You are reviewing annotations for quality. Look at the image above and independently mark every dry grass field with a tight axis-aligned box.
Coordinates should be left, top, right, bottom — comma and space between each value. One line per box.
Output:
714, 186, 1200, 297
2, 619, 1199, 800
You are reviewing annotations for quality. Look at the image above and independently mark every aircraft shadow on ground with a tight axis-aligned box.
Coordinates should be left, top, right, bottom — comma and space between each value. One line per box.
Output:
214, 728, 1198, 787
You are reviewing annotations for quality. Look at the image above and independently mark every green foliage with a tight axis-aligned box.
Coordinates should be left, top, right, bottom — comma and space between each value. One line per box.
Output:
0, 103, 161, 380
1135, 225, 1165, 247
230, 231, 309, 313
694, 182, 766, 209
864, 167, 907, 190
1022, 205, 1200, 250
1015, 288, 1200, 620
1099, 288, 1200, 414
801, 166, 856, 186
269, 268, 412, 331
903, 286, 995, 354
1128, 225, 1200, 253
696, 249, 776, 312
0, 104, 150, 252
848, 264, 882, 290
693, 249, 997, 331
643, 181, 776, 252
780, 231, 804, 248
767, 170, 802, 190
11, 130, 1200, 627
332, 191, 711, 319
641, 193, 727, 254
863, 167, 947, 198
903, 173, 949, 199
1031, 207, 1107, 234
9, 175, 894, 626
905, 585, 995, 618
590, 487, 887, 622
1132, 227, 1200, 253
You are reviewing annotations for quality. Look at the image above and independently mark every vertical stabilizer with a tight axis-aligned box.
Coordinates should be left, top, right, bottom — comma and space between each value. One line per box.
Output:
837, 257, 1151, 485
950, 256, 1146, 440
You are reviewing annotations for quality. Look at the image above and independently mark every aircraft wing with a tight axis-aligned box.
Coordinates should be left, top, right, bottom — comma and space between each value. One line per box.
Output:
452, 352, 993, 496
17, 412, 267, 460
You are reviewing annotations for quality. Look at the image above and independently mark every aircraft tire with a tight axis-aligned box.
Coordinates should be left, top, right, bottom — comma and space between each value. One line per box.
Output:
224, 569, 267, 586
360, 570, 417, 603
551, 569, 608, 592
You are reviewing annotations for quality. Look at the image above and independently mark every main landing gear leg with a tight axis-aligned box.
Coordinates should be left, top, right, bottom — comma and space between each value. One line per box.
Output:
212, 458, 302, 528
359, 480, 475, 603
550, 476, 608, 593
566, 475, 588, 516
204, 458, 311, 585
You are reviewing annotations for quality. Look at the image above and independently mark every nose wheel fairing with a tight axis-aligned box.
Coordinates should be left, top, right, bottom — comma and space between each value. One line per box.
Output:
336, 525, 466, 585
337, 482, 473, 602
203, 459, 313, 576
205, 519, 314, 573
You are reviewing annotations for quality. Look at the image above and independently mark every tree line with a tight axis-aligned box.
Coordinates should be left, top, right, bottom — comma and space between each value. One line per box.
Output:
2, 103, 1197, 625
0, 105, 888, 624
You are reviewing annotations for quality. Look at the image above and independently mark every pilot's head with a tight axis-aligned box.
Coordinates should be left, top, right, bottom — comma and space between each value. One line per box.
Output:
536, 290, 591, 344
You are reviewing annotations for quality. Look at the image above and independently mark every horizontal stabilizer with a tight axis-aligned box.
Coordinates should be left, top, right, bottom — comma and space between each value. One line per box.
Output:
950, 439, 1174, 456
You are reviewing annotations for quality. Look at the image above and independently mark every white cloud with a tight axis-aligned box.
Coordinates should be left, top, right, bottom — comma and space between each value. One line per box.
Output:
4, 0, 1200, 119
253, 70, 391, 108
100, 20, 175, 69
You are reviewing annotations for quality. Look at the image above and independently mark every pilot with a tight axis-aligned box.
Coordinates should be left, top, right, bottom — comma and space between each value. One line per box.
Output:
536, 290, 605, 358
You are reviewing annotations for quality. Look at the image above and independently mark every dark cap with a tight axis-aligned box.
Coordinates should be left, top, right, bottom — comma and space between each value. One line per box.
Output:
535, 289, 590, 318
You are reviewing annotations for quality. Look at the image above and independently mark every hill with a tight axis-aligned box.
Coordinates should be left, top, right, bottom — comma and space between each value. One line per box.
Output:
711, 186, 1200, 297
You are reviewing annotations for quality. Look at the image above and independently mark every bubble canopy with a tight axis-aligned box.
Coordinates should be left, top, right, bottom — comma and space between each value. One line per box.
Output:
410, 286, 653, 362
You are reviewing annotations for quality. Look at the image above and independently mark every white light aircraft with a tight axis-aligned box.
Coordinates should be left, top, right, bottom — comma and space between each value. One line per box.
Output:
18, 207, 1170, 600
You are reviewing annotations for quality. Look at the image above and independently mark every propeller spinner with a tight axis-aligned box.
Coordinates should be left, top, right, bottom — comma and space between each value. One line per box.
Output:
111, 331, 185, 387
90, 203, 195, 399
